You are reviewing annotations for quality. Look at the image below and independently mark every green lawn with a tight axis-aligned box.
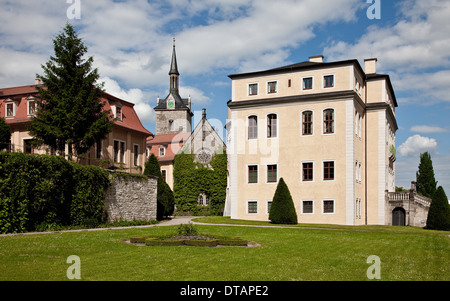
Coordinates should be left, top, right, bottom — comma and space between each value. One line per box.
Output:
0, 219, 448, 281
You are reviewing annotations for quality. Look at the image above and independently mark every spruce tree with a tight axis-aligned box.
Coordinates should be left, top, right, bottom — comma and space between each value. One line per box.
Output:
426, 186, 450, 231
144, 154, 175, 220
0, 118, 11, 151
29, 23, 113, 159
269, 178, 298, 224
416, 152, 437, 198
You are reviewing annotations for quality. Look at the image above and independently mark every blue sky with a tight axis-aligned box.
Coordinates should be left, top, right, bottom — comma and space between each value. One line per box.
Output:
0, 0, 449, 195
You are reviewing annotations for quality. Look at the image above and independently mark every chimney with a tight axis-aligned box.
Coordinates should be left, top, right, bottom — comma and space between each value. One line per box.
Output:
364, 58, 377, 75
309, 55, 324, 63
35, 78, 41, 85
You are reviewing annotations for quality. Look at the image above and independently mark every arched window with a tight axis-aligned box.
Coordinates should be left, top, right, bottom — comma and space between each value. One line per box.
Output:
267, 114, 277, 138
248, 115, 258, 139
302, 111, 313, 135
323, 109, 334, 134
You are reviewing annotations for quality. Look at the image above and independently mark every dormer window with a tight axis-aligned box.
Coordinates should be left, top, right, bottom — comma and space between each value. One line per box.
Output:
110, 102, 123, 121
159, 146, 166, 157
27, 97, 37, 116
115, 106, 122, 121
6, 103, 14, 118
4, 98, 18, 118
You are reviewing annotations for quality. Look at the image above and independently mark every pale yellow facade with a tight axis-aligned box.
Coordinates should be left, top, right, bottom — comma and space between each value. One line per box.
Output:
225, 56, 398, 225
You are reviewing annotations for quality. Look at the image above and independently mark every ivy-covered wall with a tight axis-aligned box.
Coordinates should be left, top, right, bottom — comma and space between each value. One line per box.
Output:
0, 152, 110, 233
173, 152, 227, 215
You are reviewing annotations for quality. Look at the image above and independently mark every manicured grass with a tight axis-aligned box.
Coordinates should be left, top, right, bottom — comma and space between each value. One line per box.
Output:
0, 222, 448, 281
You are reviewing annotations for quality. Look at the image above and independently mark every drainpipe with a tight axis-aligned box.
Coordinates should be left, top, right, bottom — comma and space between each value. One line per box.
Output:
364, 81, 368, 225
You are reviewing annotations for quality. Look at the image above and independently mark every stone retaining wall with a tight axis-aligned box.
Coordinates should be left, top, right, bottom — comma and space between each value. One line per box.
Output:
103, 173, 157, 223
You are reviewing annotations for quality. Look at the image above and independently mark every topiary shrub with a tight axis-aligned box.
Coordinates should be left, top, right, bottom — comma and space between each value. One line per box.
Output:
426, 186, 450, 231
269, 178, 298, 225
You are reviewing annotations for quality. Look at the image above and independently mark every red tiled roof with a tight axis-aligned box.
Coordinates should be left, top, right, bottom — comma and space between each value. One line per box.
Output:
147, 132, 191, 162
0, 84, 152, 136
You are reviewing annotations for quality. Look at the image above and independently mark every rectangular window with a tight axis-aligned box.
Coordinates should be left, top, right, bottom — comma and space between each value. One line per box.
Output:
267, 164, 277, 183
302, 200, 313, 214
119, 141, 125, 163
323, 109, 334, 134
28, 101, 36, 115
161, 170, 167, 182
159, 146, 165, 157
248, 201, 258, 214
323, 200, 334, 213
248, 116, 258, 139
323, 161, 334, 181
267, 114, 277, 138
133, 144, 139, 166
113, 140, 119, 162
324, 75, 334, 88
302, 162, 313, 182
6, 103, 14, 117
302, 111, 313, 135
303, 77, 313, 90
267, 201, 272, 214
116, 106, 122, 121
248, 165, 258, 183
267, 81, 277, 94
249, 83, 258, 96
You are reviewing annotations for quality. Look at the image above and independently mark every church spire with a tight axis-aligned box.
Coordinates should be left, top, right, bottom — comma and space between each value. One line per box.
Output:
169, 38, 179, 76
169, 38, 179, 93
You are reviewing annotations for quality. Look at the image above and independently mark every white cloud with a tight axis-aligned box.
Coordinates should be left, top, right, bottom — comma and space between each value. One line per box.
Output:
323, 0, 450, 104
397, 134, 438, 157
410, 125, 449, 134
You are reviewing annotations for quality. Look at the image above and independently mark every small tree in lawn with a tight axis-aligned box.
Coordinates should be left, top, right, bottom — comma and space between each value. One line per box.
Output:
269, 178, 298, 224
29, 23, 113, 160
426, 186, 450, 231
416, 152, 437, 198
144, 154, 175, 220
0, 118, 11, 151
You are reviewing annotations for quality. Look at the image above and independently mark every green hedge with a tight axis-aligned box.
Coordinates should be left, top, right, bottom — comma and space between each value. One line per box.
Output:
0, 152, 111, 233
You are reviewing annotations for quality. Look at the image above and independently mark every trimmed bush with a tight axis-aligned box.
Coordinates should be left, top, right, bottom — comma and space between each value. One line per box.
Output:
184, 239, 218, 247
269, 178, 298, 225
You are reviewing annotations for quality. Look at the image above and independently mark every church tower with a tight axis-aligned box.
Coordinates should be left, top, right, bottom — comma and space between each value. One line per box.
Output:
154, 39, 193, 135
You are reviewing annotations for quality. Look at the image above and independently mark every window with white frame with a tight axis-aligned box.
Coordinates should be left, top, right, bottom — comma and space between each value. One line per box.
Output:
159, 146, 166, 157
267, 114, 277, 138
248, 83, 258, 96
247, 200, 258, 214
323, 75, 334, 88
28, 99, 37, 116
302, 200, 314, 214
323, 200, 335, 214
267, 81, 277, 94
6, 102, 15, 118
248, 115, 258, 139
113, 140, 126, 163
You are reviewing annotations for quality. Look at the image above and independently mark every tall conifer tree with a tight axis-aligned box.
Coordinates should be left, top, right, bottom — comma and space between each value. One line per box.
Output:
426, 186, 450, 230
144, 154, 175, 220
416, 152, 437, 198
30, 23, 113, 159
